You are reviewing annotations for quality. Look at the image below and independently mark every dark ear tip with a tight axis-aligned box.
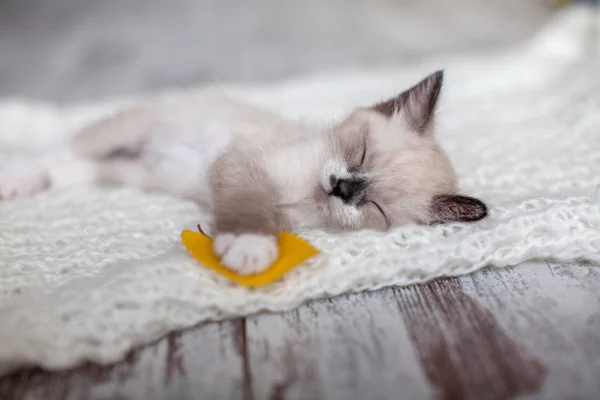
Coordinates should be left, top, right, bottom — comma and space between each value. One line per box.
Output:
430, 194, 488, 224
424, 70, 444, 111
428, 70, 444, 87
453, 195, 488, 222
467, 197, 488, 221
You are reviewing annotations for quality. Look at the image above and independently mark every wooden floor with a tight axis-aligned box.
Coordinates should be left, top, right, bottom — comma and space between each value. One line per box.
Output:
3, 1, 600, 399
1, 261, 599, 400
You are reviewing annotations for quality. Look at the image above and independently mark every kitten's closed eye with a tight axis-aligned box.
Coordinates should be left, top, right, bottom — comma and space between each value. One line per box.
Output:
359, 139, 367, 167
349, 141, 367, 172
368, 200, 385, 218
365, 200, 389, 229
343, 125, 369, 172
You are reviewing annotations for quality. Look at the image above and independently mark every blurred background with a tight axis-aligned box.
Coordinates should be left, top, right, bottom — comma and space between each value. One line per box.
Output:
0, 0, 579, 105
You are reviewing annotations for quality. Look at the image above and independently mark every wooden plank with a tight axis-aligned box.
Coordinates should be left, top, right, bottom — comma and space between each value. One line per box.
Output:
0, 320, 245, 400
245, 290, 432, 400
462, 262, 600, 400
395, 277, 546, 400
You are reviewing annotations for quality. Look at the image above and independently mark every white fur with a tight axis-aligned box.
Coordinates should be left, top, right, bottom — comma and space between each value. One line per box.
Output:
140, 118, 233, 201
47, 149, 97, 188
213, 233, 278, 275
0, 147, 95, 199
0, 168, 48, 200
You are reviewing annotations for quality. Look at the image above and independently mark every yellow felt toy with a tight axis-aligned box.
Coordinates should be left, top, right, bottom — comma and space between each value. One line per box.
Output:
181, 225, 320, 287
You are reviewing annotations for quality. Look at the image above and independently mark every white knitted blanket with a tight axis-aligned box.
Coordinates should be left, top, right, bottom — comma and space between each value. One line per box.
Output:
0, 6, 599, 375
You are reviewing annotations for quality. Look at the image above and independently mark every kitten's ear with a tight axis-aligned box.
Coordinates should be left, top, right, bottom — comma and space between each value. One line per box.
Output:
429, 194, 487, 224
372, 70, 444, 134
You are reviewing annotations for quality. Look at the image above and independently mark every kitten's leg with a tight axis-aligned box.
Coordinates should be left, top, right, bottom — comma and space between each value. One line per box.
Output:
0, 146, 97, 200
0, 147, 164, 201
73, 107, 191, 193
0, 107, 154, 201
0, 154, 49, 200
210, 150, 286, 275
71, 107, 151, 159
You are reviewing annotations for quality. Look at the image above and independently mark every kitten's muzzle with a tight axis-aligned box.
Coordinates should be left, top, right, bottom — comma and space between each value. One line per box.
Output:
329, 176, 367, 204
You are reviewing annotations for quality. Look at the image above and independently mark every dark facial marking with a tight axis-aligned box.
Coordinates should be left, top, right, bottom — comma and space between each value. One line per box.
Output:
330, 176, 368, 205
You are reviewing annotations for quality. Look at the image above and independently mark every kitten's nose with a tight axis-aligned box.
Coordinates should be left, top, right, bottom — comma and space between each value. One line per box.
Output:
330, 176, 367, 204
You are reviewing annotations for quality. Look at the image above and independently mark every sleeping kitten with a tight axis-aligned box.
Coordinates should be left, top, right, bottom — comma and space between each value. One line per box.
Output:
0, 70, 487, 275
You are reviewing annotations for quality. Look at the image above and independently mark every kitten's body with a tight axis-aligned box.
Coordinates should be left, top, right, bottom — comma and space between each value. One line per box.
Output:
0, 71, 487, 274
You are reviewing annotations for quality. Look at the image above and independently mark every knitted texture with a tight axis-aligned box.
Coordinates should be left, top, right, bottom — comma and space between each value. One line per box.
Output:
0, 6, 599, 375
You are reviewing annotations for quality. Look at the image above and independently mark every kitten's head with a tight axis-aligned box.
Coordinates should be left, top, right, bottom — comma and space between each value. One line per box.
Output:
314, 70, 487, 231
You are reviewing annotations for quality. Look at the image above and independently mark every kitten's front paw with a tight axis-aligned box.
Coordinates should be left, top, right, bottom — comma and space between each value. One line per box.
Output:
213, 233, 278, 275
